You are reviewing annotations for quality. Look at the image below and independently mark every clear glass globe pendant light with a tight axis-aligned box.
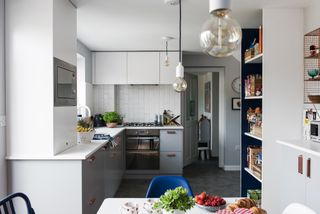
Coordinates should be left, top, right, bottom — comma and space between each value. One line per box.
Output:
200, 0, 242, 57
173, 0, 187, 92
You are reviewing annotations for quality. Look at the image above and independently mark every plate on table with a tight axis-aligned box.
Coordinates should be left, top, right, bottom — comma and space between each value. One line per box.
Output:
194, 192, 227, 212
195, 203, 226, 212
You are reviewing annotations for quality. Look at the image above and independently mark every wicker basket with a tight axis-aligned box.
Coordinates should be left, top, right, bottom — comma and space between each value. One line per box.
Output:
77, 131, 95, 144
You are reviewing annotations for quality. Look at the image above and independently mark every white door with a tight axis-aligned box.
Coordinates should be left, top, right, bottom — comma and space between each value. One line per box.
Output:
305, 153, 320, 211
93, 52, 127, 84
182, 73, 198, 166
127, 52, 160, 84
159, 52, 179, 84
279, 145, 306, 211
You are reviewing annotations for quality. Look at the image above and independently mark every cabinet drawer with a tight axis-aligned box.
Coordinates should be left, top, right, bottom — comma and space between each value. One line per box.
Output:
160, 152, 183, 174
160, 130, 183, 152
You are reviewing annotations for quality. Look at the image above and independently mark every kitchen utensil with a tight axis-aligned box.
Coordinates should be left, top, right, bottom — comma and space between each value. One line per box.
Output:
93, 114, 105, 127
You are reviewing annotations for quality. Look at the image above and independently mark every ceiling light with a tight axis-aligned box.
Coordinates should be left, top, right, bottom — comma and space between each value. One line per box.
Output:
162, 36, 174, 67
172, 0, 187, 93
200, 0, 242, 57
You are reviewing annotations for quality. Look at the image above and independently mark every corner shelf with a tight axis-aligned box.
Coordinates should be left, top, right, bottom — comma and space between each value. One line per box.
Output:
245, 53, 263, 64
244, 132, 263, 141
245, 96, 263, 100
241, 29, 263, 197
244, 168, 262, 183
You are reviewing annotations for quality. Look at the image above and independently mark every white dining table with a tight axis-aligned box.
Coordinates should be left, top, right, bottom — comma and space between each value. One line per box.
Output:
97, 197, 241, 214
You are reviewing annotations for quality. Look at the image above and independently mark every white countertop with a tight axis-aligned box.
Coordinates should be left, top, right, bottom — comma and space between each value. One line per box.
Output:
98, 198, 241, 214
7, 126, 183, 161
276, 139, 320, 158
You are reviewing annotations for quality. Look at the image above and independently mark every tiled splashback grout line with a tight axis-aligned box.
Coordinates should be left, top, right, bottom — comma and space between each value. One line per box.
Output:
93, 85, 181, 122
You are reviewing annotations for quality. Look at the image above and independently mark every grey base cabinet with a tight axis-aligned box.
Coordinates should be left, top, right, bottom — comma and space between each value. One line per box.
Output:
160, 130, 183, 174
8, 133, 125, 214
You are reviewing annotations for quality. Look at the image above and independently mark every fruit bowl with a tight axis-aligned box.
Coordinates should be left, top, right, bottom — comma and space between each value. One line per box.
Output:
194, 192, 226, 213
195, 203, 226, 212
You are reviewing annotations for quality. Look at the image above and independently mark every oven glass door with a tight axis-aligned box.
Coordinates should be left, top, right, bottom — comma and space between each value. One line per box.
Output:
126, 136, 160, 170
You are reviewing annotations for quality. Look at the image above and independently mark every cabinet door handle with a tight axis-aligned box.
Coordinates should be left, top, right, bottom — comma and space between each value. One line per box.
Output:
298, 155, 303, 174
167, 154, 176, 157
167, 131, 176, 134
88, 156, 96, 163
307, 158, 311, 178
88, 197, 96, 206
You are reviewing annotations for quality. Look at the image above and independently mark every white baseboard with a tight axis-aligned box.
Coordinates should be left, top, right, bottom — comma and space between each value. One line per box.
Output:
224, 165, 240, 171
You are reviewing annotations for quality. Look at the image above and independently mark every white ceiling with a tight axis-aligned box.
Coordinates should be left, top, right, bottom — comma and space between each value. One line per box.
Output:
73, 0, 310, 52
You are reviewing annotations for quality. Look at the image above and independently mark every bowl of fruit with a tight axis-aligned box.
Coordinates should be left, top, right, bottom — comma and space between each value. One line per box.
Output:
194, 192, 226, 212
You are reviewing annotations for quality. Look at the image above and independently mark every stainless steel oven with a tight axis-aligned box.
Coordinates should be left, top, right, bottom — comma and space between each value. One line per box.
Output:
126, 129, 160, 170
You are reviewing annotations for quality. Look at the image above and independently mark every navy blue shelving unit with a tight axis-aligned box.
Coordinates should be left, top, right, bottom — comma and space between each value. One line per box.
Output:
241, 29, 263, 197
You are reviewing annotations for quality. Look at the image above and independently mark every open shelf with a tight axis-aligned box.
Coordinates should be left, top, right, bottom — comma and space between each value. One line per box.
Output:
244, 168, 262, 183
244, 132, 263, 141
245, 96, 263, 100
245, 53, 263, 64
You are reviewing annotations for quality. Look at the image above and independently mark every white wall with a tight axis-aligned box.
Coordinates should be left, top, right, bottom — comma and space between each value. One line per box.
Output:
93, 85, 181, 122
304, 0, 320, 34
52, 0, 77, 154
262, 8, 304, 213
6, 0, 54, 157
0, 0, 6, 197
184, 54, 241, 167
6, 0, 77, 157
77, 40, 93, 84
77, 40, 93, 111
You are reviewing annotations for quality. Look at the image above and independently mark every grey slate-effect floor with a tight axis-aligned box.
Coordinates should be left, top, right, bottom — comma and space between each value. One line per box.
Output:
115, 159, 240, 198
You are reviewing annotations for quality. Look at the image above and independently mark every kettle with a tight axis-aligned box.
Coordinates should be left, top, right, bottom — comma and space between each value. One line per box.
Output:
93, 114, 105, 127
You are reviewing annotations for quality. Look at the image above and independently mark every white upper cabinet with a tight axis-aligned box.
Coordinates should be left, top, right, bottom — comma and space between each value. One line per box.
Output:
93, 52, 127, 84
160, 52, 179, 84
127, 52, 160, 84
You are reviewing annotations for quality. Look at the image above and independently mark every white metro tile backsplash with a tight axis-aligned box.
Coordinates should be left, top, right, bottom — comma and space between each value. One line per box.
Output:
93, 85, 181, 122
93, 85, 116, 114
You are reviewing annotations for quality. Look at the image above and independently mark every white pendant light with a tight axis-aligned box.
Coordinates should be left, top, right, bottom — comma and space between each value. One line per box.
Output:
162, 36, 174, 67
200, 0, 242, 57
173, 0, 187, 92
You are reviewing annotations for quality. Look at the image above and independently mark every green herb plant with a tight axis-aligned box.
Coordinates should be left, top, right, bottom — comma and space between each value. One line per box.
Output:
153, 187, 195, 213
102, 112, 121, 123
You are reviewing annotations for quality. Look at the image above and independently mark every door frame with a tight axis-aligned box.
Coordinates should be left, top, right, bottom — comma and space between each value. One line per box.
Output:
183, 66, 226, 168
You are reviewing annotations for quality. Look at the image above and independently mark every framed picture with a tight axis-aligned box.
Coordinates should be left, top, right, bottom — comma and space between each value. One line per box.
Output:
205, 82, 211, 113
232, 98, 241, 110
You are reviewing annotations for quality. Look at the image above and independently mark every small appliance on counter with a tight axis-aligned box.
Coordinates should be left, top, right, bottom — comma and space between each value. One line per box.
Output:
310, 121, 320, 143
93, 114, 105, 127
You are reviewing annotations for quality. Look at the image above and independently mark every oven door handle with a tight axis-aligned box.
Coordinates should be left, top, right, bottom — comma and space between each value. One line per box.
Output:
127, 137, 160, 141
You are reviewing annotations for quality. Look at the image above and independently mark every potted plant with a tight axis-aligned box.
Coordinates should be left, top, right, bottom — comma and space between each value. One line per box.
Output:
153, 187, 195, 214
102, 111, 121, 128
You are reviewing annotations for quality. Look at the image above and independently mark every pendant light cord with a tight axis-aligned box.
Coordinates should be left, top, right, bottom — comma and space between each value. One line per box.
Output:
179, 0, 182, 62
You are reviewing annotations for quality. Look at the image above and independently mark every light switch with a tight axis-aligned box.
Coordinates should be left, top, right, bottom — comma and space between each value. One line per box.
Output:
0, 115, 6, 127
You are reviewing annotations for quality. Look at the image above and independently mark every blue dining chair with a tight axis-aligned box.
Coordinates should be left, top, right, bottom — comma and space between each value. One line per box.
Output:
0, 192, 35, 214
146, 176, 194, 198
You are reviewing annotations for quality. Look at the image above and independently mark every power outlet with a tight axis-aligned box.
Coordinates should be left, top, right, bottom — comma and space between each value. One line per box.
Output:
0, 115, 6, 127
235, 145, 240, 151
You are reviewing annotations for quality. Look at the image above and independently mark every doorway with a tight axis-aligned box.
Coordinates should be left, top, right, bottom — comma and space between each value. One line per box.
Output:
182, 67, 225, 168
